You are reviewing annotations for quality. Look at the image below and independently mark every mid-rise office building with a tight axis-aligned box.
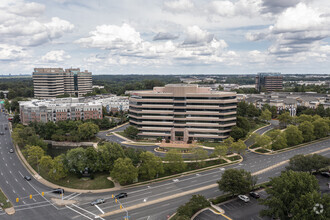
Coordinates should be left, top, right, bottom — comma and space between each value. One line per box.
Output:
129, 84, 237, 142
19, 98, 102, 125
33, 68, 92, 99
255, 72, 283, 92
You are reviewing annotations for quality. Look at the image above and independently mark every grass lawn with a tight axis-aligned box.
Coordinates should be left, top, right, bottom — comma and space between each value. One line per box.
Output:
0, 189, 12, 209
255, 148, 270, 153
197, 142, 221, 147
116, 131, 127, 138
226, 155, 241, 161
51, 173, 114, 190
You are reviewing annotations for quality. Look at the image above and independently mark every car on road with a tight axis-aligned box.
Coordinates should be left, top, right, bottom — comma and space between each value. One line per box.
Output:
249, 191, 260, 199
0, 132, 4, 135
115, 193, 128, 199
238, 195, 250, 202
91, 198, 105, 206
9, 149, 14, 153
321, 172, 330, 178
52, 188, 65, 194
24, 176, 31, 181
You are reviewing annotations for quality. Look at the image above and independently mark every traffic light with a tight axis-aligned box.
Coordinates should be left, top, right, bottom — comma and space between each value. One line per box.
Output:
120, 204, 122, 209
29, 195, 32, 199
112, 194, 114, 198
42, 192, 44, 196
115, 199, 117, 203
16, 198, 19, 203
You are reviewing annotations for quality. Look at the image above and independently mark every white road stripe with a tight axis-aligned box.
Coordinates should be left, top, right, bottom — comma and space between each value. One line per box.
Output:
94, 205, 105, 214
66, 205, 93, 220
71, 204, 105, 220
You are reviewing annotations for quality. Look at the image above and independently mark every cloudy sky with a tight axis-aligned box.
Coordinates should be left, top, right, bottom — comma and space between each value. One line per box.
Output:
1, 0, 330, 75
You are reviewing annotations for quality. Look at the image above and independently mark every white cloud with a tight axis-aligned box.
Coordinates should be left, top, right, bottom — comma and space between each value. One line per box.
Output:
41, 50, 71, 62
0, 44, 29, 61
0, 0, 74, 46
163, 0, 194, 13
76, 23, 142, 50
183, 25, 215, 45
207, 0, 262, 17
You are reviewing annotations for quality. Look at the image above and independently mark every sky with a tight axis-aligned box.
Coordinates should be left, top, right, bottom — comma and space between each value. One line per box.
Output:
1, 0, 330, 75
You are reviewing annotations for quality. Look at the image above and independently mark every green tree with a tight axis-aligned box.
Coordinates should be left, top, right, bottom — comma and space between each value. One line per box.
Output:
315, 104, 326, 117
214, 144, 228, 157
284, 125, 303, 146
255, 135, 272, 149
271, 133, 287, 150
39, 155, 54, 173
164, 150, 186, 174
217, 169, 254, 196
110, 158, 138, 185
23, 145, 45, 167
237, 101, 249, 117
298, 121, 315, 142
312, 118, 329, 139
77, 122, 99, 141
260, 171, 323, 219
247, 103, 259, 118
85, 147, 98, 172
231, 140, 246, 154
270, 106, 278, 118
236, 116, 250, 133
259, 109, 272, 121
66, 147, 87, 173
123, 126, 139, 139
138, 151, 164, 180
230, 126, 246, 141
176, 195, 210, 218
48, 154, 67, 181
4, 99, 10, 112
278, 112, 292, 128
191, 148, 208, 168
267, 129, 281, 141
297, 114, 313, 123
286, 154, 330, 173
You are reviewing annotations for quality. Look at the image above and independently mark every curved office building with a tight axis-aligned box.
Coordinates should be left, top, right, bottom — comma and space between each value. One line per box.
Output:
129, 84, 237, 142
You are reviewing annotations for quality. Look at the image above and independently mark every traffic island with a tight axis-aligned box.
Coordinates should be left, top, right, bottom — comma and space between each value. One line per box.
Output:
51, 198, 76, 206
0, 188, 14, 215
4, 207, 15, 215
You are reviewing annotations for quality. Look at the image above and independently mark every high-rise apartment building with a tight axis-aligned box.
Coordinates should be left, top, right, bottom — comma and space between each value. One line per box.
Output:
129, 84, 237, 142
33, 68, 92, 99
255, 72, 283, 92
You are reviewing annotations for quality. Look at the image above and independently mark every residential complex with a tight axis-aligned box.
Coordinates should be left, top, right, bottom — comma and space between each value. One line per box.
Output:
33, 68, 92, 99
238, 92, 330, 116
19, 98, 102, 125
129, 84, 237, 142
255, 72, 283, 92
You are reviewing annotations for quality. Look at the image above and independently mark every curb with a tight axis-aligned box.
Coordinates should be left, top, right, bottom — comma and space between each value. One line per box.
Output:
104, 122, 129, 132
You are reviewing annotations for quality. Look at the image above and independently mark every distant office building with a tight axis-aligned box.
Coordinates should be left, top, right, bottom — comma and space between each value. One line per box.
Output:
255, 72, 283, 92
33, 68, 92, 99
19, 98, 102, 125
129, 84, 237, 142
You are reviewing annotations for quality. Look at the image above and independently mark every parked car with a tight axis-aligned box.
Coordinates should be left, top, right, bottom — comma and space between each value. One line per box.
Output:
91, 199, 105, 206
320, 172, 330, 178
249, 191, 260, 199
9, 149, 14, 153
52, 188, 65, 194
238, 195, 250, 202
115, 193, 128, 199
24, 176, 31, 181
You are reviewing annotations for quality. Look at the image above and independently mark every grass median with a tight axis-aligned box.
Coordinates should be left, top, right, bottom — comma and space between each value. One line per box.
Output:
0, 188, 12, 209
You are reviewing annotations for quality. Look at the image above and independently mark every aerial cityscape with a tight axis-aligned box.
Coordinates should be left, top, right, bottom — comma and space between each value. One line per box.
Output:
0, 1, 330, 220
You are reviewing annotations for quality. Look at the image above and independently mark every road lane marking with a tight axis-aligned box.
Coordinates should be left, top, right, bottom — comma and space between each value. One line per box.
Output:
95, 205, 105, 214
68, 193, 81, 200
72, 204, 105, 220
65, 205, 93, 220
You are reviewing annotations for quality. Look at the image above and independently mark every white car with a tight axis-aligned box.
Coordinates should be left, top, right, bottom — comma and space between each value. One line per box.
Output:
238, 195, 250, 202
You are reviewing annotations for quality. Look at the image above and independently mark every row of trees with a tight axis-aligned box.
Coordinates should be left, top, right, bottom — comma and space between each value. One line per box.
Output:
213, 137, 246, 156
254, 116, 329, 151
28, 120, 100, 142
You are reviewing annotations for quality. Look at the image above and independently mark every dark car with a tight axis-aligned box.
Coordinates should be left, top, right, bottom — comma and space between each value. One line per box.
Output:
52, 188, 65, 194
91, 198, 105, 206
321, 172, 330, 178
249, 191, 260, 199
115, 193, 128, 199
24, 176, 31, 181
9, 149, 14, 153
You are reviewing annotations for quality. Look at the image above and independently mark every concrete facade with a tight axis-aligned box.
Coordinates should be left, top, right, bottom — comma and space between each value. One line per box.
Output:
255, 72, 283, 92
129, 84, 237, 142
33, 68, 92, 99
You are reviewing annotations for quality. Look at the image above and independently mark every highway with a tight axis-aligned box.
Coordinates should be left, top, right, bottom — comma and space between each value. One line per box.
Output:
0, 112, 329, 219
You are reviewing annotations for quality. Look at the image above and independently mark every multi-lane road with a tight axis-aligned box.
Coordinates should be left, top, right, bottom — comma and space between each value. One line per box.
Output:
0, 112, 329, 220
